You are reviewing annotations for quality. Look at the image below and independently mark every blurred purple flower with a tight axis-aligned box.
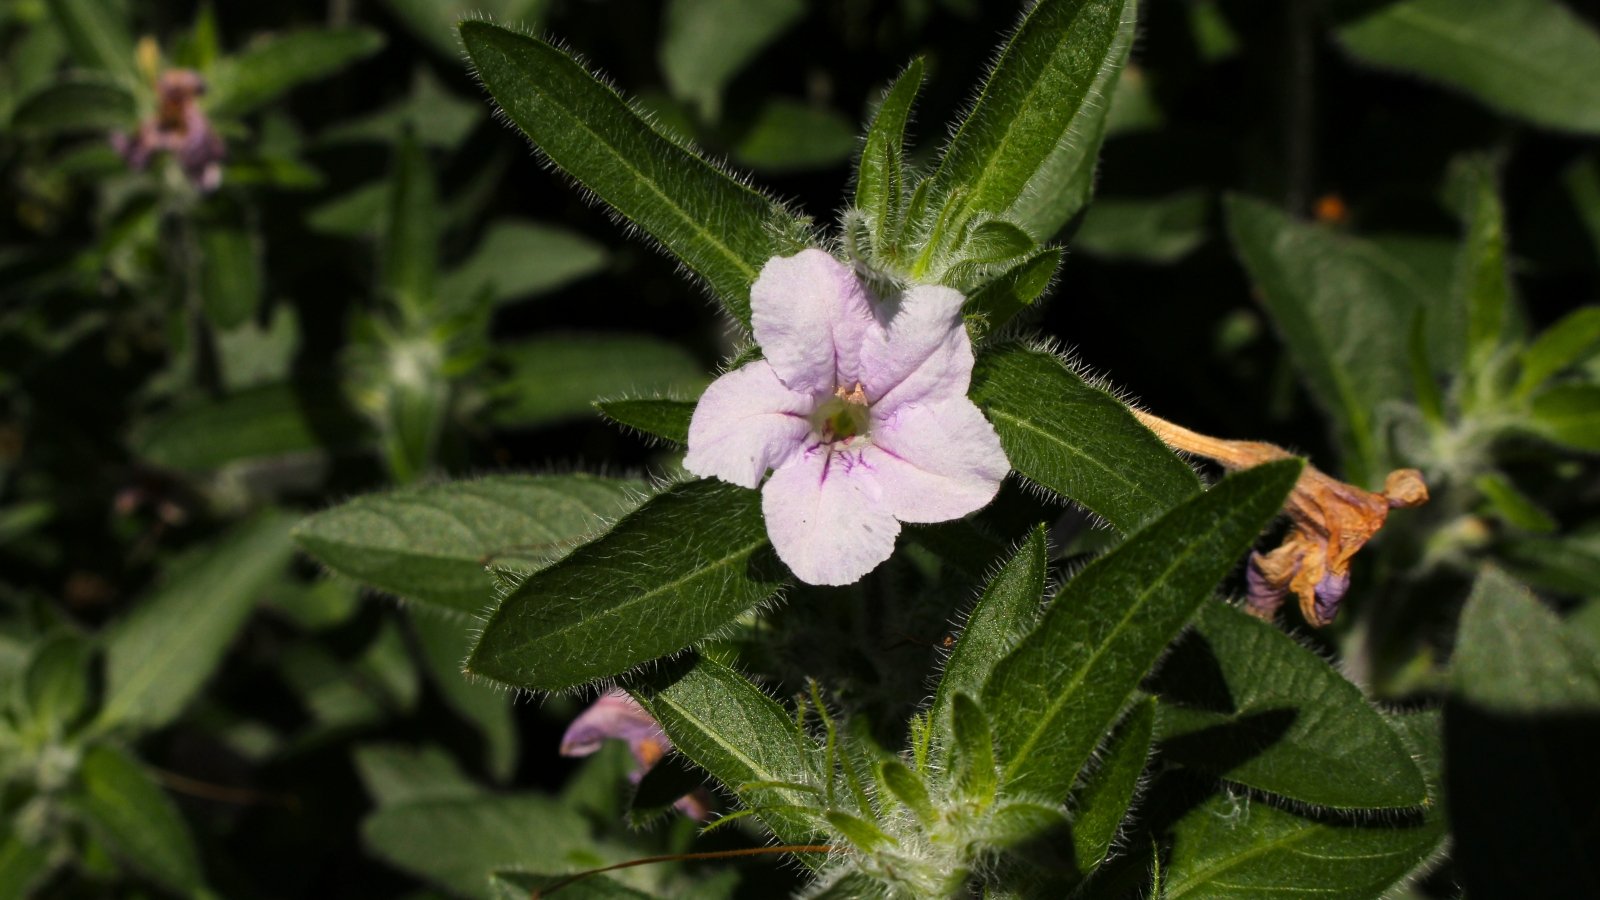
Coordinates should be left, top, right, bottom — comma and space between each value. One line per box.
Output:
112, 69, 226, 192
683, 249, 1009, 586
560, 690, 710, 820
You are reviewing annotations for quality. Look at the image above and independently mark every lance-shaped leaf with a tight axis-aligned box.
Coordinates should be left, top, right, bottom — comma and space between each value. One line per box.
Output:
0, 828, 50, 900
1527, 384, 1600, 453
970, 344, 1200, 531
461, 21, 801, 326
1154, 601, 1427, 810
198, 205, 262, 330
208, 29, 386, 117
1335, 0, 1600, 136
1517, 307, 1600, 397
855, 58, 925, 253
468, 479, 786, 691
384, 131, 439, 320
71, 744, 203, 894
631, 655, 822, 844
438, 220, 607, 309
100, 512, 295, 729
1452, 566, 1600, 713
984, 460, 1300, 801
918, 0, 1137, 244
661, 0, 805, 122
1225, 195, 1425, 485
1450, 157, 1511, 370
134, 380, 375, 471
1070, 697, 1154, 875
594, 397, 696, 445
963, 247, 1062, 338
930, 525, 1048, 741
295, 474, 644, 617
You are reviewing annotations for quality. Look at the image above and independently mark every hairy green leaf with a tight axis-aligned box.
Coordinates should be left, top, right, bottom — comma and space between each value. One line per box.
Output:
295, 474, 644, 617
72, 744, 203, 893
970, 344, 1201, 530
490, 336, 706, 430
384, 131, 439, 319
962, 247, 1062, 337
469, 480, 786, 691
100, 512, 294, 729
633, 655, 821, 844
1070, 697, 1154, 874
1449, 157, 1512, 369
461, 21, 800, 325
855, 58, 924, 250
930, 525, 1048, 741
1518, 307, 1600, 397
985, 460, 1300, 800
1453, 566, 1600, 711
1225, 195, 1425, 484
919, 0, 1137, 244
594, 397, 696, 445
1336, 0, 1600, 135
1156, 602, 1428, 809
210, 28, 385, 117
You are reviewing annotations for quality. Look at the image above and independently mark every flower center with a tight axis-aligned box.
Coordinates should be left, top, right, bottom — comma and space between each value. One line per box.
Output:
812, 383, 870, 443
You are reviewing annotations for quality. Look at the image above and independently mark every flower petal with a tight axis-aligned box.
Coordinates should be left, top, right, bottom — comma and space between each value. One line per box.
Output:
751, 249, 876, 394
870, 398, 1008, 523
560, 690, 665, 757
761, 446, 900, 586
859, 283, 972, 411
684, 362, 814, 489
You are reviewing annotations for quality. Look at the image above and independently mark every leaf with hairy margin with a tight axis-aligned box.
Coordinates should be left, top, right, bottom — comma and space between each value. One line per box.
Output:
468, 479, 786, 691
984, 460, 1300, 801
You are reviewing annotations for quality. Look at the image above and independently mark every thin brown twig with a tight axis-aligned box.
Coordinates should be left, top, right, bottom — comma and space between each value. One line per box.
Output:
151, 767, 299, 810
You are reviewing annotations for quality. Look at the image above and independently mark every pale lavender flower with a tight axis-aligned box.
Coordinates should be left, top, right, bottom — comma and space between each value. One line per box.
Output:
112, 69, 226, 192
684, 249, 1009, 586
560, 690, 710, 820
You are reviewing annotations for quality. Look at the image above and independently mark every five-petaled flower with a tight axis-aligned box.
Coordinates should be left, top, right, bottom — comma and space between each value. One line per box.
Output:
684, 249, 1009, 586
560, 690, 710, 820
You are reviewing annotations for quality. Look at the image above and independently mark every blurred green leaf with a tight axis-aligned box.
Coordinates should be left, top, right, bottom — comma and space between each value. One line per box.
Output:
72, 744, 203, 893
660, 0, 804, 121
354, 743, 481, 808
1070, 697, 1153, 875
593, 397, 695, 446
461, 21, 802, 327
969, 343, 1201, 531
8, 77, 135, 133
494, 871, 656, 900
1453, 566, 1600, 711
100, 512, 294, 729
1225, 195, 1425, 484
20, 632, 93, 736
732, 99, 856, 174
318, 68, 481, 150
439, 220, 607, 309
490, 335, 706, 430
307, 181, 388, 237
294, 474, 645, 617
364, 794, 597, 899
930, 525, 1047, 744
1519, 307, 1600, 397
1155, 602, 1429, 809
0, 829, 50, 900
209, 28, 385, 118
172, 2, 220, 71
919, 0, 1137, 244
198, 212, 262, 330
1527, 384, 1600, 452
1336, 0, 1600, 135
1566, 154, 1600, 260
384, 132, 440, 320
1448, 156, 1511, 370
856, 59, 924, 256
1072, 190, 1208, 263
412, 611, 518, 780
1475, 472, 1557, 533
468, 480, 787, 691
135, 381, 375, 471
380, 0, 548, 58
48, 0, 136, 80
984, 460, 1300, 800
1500, 526, 1600, 597
633, 655, 821, 844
